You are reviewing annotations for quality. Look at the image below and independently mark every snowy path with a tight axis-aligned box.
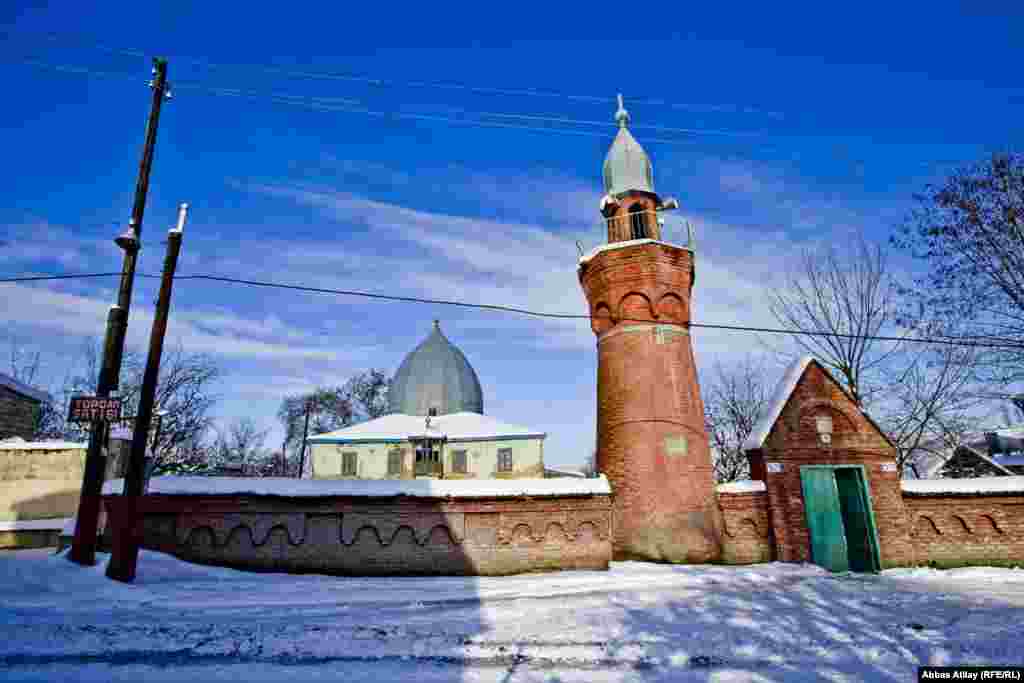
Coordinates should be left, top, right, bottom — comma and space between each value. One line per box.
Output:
1, 549, 1022, 681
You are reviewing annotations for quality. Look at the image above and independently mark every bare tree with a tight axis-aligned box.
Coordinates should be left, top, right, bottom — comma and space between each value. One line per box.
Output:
4, 337, 223, 468
214, 417, 272, 476
278, 386, 354, 473
277, 369, 389, 473
703, 356, 771, 483
343, 369, 389, 422
892, 152, 1024, 385
767, 236, 901, 406
767, 237, 980, 477
881, 339, 978, 477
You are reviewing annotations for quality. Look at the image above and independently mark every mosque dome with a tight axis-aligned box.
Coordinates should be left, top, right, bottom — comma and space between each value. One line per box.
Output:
602, 94, 654, 197
388, 321, 484, 416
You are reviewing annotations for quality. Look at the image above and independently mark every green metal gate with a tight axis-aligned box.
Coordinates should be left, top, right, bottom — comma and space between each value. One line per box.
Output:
799, 465, 881, 573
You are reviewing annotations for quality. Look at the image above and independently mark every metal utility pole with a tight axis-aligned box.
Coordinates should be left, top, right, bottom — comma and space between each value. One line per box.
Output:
107, 203, 188, 583
69, 57, 170, 566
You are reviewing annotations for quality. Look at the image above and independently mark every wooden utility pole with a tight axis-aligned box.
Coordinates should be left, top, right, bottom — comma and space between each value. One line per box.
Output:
69, 57, 170, 566
297, 400, 312, 478
106, 204, 188, 583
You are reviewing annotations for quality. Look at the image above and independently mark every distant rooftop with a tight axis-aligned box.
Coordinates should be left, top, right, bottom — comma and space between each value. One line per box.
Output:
0, 373, 51, 403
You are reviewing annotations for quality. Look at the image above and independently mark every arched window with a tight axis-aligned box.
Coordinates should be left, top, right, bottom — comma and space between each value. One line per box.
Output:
629, 203, 647, 240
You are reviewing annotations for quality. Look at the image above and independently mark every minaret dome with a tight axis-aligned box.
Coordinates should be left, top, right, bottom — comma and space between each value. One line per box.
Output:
602, 94, 655, 197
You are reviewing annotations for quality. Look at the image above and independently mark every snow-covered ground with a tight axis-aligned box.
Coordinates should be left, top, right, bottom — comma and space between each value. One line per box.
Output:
1, 550, 1022, 682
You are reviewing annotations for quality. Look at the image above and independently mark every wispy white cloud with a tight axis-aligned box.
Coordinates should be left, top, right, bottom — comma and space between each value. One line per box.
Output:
1, 156, 893, 465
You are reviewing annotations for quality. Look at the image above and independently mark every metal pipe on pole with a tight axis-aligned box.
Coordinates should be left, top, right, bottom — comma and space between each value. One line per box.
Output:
106, 203, 188, 583
69, 57, 169, 567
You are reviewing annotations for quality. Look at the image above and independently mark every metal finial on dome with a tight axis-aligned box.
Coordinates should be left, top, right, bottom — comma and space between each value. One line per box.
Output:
615, 93, 630, 127
433, 319, 441, 330
603, 94, 653, 196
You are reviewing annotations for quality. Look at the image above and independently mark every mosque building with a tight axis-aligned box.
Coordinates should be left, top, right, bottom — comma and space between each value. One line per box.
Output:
306, 320, 546, 480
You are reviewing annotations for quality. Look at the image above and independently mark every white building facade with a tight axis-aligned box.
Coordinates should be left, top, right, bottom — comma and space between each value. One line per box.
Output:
307, 322, 546, 480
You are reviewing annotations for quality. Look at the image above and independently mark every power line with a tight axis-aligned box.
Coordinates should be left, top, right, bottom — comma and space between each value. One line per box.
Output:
3, 270, 1021, 350
21, 30, 785, 119
8, 54, 974, 169
11, 56, 770, 149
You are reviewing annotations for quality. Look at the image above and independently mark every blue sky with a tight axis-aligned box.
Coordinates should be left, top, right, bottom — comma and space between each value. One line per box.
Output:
2, 3, 1023, 464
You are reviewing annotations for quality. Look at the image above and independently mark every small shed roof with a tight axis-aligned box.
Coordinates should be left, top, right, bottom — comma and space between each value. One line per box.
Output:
0, 373, 51, 403
924, 444, 1016, 478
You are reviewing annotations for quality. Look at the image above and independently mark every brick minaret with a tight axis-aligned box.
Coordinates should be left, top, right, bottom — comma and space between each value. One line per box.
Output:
578, 96, 722, 563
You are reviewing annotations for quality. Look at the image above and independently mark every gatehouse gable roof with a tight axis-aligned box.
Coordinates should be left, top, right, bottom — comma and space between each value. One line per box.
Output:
742, 356, 896, 452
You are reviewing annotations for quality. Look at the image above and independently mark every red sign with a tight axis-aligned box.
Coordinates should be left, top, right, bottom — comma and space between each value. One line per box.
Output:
68, 396, 122, 423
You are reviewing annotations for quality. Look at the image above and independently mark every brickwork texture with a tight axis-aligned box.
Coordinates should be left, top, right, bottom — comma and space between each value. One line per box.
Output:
717, 490, 773, 564
104, 492, 613, 576
0, 386, 40, 441
580, 241, 721, 563
903, 491, 1024, 568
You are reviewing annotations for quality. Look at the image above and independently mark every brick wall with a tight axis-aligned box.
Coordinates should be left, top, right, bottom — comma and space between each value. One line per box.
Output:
104, 492, 613, 576
749, 361, 914, 569
580, 241, 722, 564
0, 386, 39, 441
903, 491, 1024, 568
717, 490, 773, 564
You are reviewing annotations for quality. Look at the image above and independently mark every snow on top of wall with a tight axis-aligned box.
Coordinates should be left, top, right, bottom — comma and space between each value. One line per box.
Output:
102, 475, 613, 499
900, 476, 1024, 496
0, 440, 86, 451
716, 480, 767, 494
577, 238, 689, 266
0, 517, 72, 532
743, 356, 815, 452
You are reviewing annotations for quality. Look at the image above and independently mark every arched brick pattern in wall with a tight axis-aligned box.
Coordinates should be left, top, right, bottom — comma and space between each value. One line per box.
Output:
716, 490, 772, 565
903, 493, 1024, 568
591, 303, 613, 335
105, 492, 613, 576
617, 292, 654, 324
656, 293, 687, 323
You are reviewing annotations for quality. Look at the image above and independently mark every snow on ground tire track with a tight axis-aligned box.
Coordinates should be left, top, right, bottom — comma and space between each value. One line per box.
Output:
0, 550, 1022, 682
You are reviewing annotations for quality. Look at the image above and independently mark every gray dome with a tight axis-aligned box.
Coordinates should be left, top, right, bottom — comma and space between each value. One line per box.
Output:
602, 95, 654, 197
388, 321, 484, 416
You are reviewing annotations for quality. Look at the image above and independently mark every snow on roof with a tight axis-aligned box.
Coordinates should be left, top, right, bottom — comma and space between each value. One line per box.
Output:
716, 480, 767, 494
901, 475, 1024, 496
0, 517, 72, 532
0, 440, 86, 451
102, 474, 612, 499
307, 412, 545, 444
925, 445, 1015, 479
743, 356, 814, 452
544, 466, 588, 479
0, 373, 51, 403
577, 238, 690, 266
